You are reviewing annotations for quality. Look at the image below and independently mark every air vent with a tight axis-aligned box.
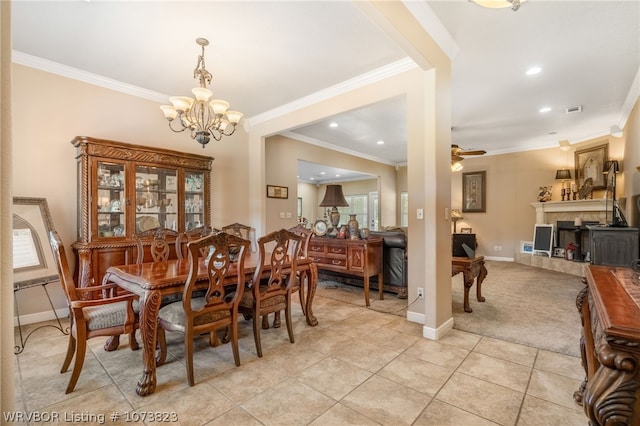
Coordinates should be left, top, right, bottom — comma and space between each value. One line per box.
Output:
565, 105, 582, 115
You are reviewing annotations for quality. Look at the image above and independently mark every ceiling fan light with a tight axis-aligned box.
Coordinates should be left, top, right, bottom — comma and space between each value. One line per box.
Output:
470, 0, 525, 11
451, 161, 463, 172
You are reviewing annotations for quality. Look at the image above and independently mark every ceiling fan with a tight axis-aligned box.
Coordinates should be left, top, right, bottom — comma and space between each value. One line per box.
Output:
451, 144, 486, 171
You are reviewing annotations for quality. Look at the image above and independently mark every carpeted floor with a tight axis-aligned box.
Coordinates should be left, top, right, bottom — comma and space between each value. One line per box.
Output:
317, 260, 584, 357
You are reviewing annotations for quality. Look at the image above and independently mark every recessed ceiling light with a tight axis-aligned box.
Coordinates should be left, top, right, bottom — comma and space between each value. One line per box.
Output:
335, 174, 341, 177
377, 140, 385, 145
329, 122, 338, 128
309, 177, 315, 180
539, 107, 551, 113
526, 66, 541, 76
320, 172, 326, 175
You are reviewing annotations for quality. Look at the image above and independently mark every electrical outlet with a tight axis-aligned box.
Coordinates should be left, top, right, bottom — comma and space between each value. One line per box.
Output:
417, 287, 424, 298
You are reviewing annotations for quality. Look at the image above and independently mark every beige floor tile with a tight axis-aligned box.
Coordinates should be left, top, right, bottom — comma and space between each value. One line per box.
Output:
382, 316, 424, 336
377, 353, 452, 397
457, 352, 532, 392
526, 369, 584, 412
359, 326, 421, 353
294, 327, 353, 355
332, 338, 400, 372
297, 356, 373, 400
38, 384, 139, 426
342, 375, 430, 425
308, 402, 380, 425
404, 338, 469, 371
436, 372, 523, 425
473, 336, 538, 367
203, 407, 263, 426
138, 382, 236, 425
241, 378, 335, 426
415, 399, 499, 426
517, 394, 587, 425
534, 350, 583, 380
437, 328, 482, 351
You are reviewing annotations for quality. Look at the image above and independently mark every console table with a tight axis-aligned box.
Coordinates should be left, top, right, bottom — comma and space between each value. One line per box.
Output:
574, 265, 640, 425
452, 256, 488, 313
308, 236, 383, 306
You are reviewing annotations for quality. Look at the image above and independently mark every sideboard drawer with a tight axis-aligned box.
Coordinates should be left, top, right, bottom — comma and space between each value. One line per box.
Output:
310, 256, 347, 269
326, 246, 347, 256
308, 244, 325, 254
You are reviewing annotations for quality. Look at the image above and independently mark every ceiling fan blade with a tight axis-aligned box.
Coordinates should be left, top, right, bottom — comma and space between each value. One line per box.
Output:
459, 150, 486, 156
452, 154, 464, 162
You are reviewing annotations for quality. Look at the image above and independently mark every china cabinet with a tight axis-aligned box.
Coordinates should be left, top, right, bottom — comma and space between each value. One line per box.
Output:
71, 136, 213, 288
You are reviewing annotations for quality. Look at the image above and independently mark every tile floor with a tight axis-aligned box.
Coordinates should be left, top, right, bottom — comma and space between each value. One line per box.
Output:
13, 290, 588, 425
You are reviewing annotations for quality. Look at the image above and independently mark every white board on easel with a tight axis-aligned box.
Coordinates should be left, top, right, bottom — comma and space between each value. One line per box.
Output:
533, 224, 554, 257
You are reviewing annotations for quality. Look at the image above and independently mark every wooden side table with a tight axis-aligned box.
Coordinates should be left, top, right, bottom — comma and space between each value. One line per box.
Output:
308, 236, 383, 307
452, 256, 488, 313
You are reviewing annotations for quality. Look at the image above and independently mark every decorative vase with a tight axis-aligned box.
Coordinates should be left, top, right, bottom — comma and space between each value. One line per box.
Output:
348, 214, 359, 240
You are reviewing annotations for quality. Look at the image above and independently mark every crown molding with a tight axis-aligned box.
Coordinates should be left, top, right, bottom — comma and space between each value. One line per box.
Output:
246, 58, 417, 128
12, 51, 168, 103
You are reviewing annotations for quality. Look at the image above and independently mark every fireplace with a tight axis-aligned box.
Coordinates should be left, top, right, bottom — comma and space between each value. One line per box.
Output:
556, 220, 599, 259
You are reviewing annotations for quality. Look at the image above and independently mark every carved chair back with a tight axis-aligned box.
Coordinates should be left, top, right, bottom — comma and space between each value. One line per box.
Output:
134, 227, 180, 264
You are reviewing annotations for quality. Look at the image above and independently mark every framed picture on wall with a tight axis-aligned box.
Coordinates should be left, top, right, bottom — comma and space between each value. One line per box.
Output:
574, 143, 608, 190
266, 185, 288, 199
462, 171, 486, 213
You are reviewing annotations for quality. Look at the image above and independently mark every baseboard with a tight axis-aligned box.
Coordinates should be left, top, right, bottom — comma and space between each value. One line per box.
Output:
422, 317, 454, 340
14, 308, 68, 327
483, 256, 513, 262
406, 310, 455, 341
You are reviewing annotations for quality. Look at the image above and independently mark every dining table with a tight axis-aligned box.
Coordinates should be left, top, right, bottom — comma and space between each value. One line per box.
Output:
102, 252, 318, 396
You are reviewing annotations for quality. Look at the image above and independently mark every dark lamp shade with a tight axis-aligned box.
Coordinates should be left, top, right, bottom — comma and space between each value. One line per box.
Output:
319, 184, 349, 207
555, 169, 572, 180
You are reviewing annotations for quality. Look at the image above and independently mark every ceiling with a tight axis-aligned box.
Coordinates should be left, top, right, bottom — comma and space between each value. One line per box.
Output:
11, 1, 640, 183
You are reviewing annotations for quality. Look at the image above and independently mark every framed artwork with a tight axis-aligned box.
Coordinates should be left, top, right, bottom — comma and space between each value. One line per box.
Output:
297, 197, 302, 220
266, 185, 288, 199
553, 247, 566, 258
460, 227, 472, 234
462, 171, 486, 213
520, 240, 534, 254
574, 143, 608, 190
12, 197, 59, 287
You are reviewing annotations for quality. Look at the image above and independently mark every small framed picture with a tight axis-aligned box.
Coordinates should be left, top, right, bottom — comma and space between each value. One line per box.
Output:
520, 240, 534, 254
460, 227, 472, 234
553, 247, 566, 258
266, 185, 288, 199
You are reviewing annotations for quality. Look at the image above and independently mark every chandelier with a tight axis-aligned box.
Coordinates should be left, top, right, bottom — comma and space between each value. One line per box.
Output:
160, 38, 243, 148
470, 0, 525, 11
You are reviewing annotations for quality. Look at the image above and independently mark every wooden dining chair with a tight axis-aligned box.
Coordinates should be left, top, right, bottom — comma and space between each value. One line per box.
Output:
49, 231, 139, 394
222, 222, 256, 252
156, 232, 250, 386
238, 228, 302, 357
175, 225, 219, 259
134, 227, 180, 264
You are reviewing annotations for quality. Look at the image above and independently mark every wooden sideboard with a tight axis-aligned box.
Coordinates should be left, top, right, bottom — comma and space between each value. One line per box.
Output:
574, 265, 640, 425
308, 236, 383, 307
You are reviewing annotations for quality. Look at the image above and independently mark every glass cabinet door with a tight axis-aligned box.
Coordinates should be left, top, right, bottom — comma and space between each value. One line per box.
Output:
97, 161, 126, 238
135, 166, 178, 233
184, 171, 205, 231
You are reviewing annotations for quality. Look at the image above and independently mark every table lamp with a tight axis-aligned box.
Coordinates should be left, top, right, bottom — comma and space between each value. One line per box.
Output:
319, 184, 349, 230
451, 209, 463, 233
555, 169, 572, 201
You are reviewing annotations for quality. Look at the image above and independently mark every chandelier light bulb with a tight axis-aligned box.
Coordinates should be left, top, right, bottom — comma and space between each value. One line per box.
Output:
160, 38, 242, 148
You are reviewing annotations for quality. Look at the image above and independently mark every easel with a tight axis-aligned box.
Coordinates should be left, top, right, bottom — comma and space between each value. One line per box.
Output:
14, 275, 68, 354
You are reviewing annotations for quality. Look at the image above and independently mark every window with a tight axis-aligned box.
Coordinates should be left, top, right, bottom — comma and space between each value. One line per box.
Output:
337, 194, 368, 227
400, 192, 408, 227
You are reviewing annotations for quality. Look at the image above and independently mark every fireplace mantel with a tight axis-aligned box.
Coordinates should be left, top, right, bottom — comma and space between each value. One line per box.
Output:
531, 199, 624, 224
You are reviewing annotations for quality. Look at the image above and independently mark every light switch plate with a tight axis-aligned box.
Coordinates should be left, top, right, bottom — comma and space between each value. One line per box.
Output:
417, 208, 424, 220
